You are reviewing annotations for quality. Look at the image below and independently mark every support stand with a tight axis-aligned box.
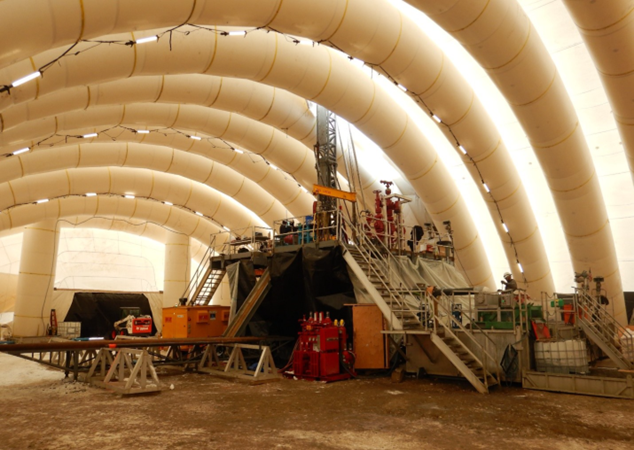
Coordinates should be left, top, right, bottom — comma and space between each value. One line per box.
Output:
90, 348, 160, 395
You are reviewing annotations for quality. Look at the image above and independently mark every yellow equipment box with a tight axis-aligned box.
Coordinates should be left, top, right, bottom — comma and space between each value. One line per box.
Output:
162, 306, 230, 339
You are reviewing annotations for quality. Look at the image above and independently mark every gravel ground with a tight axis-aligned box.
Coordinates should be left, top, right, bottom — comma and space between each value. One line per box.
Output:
0, 353, 632, 450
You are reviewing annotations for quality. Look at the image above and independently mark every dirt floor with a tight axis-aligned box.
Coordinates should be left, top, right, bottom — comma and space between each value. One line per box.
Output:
0, 353, 633, 450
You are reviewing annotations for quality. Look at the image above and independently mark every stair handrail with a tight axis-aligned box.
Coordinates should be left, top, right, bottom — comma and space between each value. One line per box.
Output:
574, 289, 634, 363
181, 236, 216, 306
439, 291, 501, 355
435, 292, 501, 386
341, 214, 429, 331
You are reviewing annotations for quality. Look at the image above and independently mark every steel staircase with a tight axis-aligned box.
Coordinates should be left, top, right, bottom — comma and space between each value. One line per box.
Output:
341, 217, 500, 393
432, 293, 501, 393
575, 291, 634, 369
189, 268, 226, 306
344, 245, 424, 331
182, 237, 226, 306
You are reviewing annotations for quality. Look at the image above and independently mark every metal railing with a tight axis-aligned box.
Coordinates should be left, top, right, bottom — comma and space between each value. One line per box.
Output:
210, 225, 273, 255
574, 289, 634, 363
436, 292, 501, 386
272, 211, 343, 248
359, 212, 454, 262
341, 214, 428, 331
180, 236, 216, 306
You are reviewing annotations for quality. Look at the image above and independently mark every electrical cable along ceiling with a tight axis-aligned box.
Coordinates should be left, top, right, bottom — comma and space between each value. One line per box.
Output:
0, 0, 632, 324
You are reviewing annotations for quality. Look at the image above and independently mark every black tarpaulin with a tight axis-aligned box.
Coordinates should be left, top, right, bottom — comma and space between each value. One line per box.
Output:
246, 246, 355, 339
234, 260, 257, 312
63, 292, 156, 338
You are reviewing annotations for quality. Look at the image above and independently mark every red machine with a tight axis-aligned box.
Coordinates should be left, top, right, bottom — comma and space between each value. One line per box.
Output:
289, 312, 355, 382
113, 315, 153, 337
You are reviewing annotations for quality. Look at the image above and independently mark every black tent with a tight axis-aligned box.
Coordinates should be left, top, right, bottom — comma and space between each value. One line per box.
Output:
63, 292, 156, 338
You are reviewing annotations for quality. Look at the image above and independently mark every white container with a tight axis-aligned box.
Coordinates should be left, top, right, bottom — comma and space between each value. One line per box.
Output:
535, 339, 588, 374
57, 322, 81, 338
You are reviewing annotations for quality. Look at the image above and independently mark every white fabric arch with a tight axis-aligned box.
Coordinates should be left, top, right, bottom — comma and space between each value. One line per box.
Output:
0, 167, 267, 232
0, 142, 289, 226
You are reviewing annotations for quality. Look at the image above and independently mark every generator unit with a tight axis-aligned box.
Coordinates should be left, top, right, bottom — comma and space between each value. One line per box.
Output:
289, 312, 354, 382
162, 305, 230, 339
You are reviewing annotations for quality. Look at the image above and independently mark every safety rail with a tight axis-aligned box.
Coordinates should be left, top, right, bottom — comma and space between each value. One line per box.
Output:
181, 236, 216, 306
210, 225, 273, 255
359, 211, 454, 261
436, 292, 501, 387
272, 211, 343, 248
574, 290, 634, 367
342, 214, 428, 331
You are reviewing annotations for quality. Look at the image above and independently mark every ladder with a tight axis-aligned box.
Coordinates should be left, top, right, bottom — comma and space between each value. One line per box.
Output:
223, 268, 272, 338
181, 237, 226, 306
342, 216, 500, 392
189, 267, 226, 306
431, 293, 500, 393
344, 245, 424, 331
574, 291, 633, 370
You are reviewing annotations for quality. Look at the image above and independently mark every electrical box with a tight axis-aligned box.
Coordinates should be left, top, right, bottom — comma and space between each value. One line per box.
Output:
352, 304, 389, 369
162, 306, 230, 339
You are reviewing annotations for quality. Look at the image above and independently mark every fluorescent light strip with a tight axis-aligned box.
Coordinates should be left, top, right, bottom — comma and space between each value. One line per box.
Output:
135, 35, 158, 44
518, 263, 524, 273
235, 149, 244, 154
189, 135, 202, 141
137, 130, 150, 134
163, 201, 173, 206
228, 31, 246, 36
85, 193, 97, 197
36, 199, 49, 204
12, 71, 41, 87
222, 226, 231, 232
483, 183, 490, 193
432, 114, 442, 123
195, 211, 204, 217
502, 223, 509, 233
397, 84, 407, 92
458, 145, 467, 155
124, 195, 135, 199
12, 147, 30, 156
82, 133, 98, 138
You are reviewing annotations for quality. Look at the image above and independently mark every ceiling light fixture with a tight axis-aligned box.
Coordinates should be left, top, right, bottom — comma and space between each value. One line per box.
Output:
12, 71, 41, 87
135, 35, 158, 44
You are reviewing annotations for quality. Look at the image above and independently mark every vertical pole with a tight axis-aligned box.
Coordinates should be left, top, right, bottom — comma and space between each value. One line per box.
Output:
163, 232, 191, 308
13, 219, 60, 337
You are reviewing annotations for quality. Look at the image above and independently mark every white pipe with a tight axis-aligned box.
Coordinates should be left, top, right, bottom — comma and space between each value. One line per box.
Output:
0, 29, 497, 288
0, 142, 289, 226
405, 0, 625, 321
12, 219, 60, 337
0, 196, 222, 246
0, 102, 318, 189
163, 232, 190, 308
3, 127, 315, 217
0, 74, 316, 147
0, 167, 266, 232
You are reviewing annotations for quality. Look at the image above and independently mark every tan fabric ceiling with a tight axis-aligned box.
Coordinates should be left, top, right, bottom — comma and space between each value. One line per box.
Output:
0, 0, 632, 323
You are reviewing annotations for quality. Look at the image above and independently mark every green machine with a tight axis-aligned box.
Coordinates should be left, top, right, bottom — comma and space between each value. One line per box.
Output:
474, 292, 543, 330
